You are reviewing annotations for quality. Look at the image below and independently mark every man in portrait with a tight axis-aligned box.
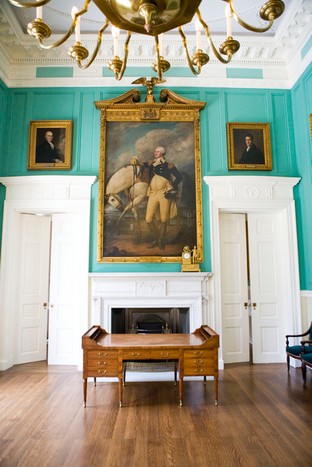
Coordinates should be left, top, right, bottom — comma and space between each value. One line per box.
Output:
239, 132, 264, 164
36, 129, 62, 163
143, 146, 182, 250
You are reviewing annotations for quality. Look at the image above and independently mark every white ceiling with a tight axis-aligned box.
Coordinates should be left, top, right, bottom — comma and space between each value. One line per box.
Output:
4, 1, 292, 36
0, 0, 311, 88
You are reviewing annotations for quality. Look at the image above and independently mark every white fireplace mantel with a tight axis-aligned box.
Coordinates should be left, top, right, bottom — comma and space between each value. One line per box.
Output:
89, 272, 212, 332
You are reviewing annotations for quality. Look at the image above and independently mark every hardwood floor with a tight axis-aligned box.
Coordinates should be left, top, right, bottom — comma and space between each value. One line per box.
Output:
0, 362, 311, 467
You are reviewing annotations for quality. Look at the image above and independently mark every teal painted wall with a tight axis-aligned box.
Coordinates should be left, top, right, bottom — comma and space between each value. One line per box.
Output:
0, 81, 8, 247
291, 64, 312, 290
0, 77, 310, 288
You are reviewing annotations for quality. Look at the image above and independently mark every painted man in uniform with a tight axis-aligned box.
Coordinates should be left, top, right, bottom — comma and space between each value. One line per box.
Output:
143, 146, 182, 249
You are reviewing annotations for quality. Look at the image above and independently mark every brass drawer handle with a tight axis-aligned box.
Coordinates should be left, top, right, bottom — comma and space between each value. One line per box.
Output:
195, 368, 204, 373
131, 352, 141, 357
194, 351, 203, 356
98, 361, 107, 366
97, 369, 107, 374
194, 360, 204, 364
160, 352, 169, 357
98, 352, 107, 356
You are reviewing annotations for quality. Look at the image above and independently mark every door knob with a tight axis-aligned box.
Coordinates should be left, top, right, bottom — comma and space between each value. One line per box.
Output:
252, 303, 257, 309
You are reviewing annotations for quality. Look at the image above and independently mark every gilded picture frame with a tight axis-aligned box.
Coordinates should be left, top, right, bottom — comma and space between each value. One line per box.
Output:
227, 122, 272, 170
95, 88, 205, 263
28, 120, 73, 170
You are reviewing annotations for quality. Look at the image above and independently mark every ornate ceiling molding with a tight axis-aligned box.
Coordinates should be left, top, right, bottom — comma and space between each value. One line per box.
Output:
0, 1, 311, 88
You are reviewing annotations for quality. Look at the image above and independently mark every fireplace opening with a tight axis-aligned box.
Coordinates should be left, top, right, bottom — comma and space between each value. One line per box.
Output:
111, 308, 190, 334
136, 314, 165, 334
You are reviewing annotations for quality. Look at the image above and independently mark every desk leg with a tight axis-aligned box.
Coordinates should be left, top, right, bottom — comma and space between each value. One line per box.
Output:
214, 376, 218, 406
83, 378, 87, 408
118, 376, 123, 407
179, 376, 183, 406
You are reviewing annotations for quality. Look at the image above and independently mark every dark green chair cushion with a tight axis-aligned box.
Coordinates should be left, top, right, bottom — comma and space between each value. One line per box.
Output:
286, 345, 312, 356
302, 353, 312, 364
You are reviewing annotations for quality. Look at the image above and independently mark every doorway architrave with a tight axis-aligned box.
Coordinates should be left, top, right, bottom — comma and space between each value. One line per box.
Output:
0, 175, 96, 370
204, 176, 301, 369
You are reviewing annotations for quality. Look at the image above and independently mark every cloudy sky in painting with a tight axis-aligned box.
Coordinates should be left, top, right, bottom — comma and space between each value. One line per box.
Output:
105, 121, 195, 177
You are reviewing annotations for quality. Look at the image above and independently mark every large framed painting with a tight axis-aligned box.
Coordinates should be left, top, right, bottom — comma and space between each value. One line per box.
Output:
95, 88, 205, 263
227, 122, 272, 171
28, 120, 73, 170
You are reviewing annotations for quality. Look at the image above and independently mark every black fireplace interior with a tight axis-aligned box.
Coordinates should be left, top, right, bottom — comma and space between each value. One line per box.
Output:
111, 308, 190, 334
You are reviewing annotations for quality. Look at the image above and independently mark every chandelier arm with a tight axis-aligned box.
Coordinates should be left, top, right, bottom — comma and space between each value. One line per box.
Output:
204, 30, 232, 64
155, 35, 163, 81
76, 20, 110, 70
115, 31, 131, 81
8, 0, 50, 7
178, 27, 201, 75
229, 1, 274, 33
36, 1, 91, 50
196, 14, 232, 65
37, 25, 74, 50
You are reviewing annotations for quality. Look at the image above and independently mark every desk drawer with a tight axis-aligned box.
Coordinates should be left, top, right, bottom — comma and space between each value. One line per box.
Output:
122, 350, 150, 360
87, 367, 118, 377
150, 350, 179, 359
88, 350, 117, 360
184, 350, 210, 358
184, 361, 214, 372
88, 359, 117, 369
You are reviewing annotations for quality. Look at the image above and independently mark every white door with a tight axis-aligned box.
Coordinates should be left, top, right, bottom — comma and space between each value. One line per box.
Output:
15, 214, 51, 364
48, 212, 81, 365
220, 211, 287, 364
220, 213, 250, 364
248, 212, 287, 363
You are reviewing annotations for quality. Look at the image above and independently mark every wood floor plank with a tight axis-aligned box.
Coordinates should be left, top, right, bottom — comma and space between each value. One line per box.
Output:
0, 362, 311, 466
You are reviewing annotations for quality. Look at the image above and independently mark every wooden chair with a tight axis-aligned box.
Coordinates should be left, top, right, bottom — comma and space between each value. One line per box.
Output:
301, 340, 312, 381
285, 321, 312, 371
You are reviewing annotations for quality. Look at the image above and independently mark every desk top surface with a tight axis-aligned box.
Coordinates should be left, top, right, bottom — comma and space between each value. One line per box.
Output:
82, 325, 219, 350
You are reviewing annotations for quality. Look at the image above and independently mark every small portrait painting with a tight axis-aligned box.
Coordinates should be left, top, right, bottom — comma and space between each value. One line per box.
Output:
227, 122, 272, 171
28, 120, 72, 170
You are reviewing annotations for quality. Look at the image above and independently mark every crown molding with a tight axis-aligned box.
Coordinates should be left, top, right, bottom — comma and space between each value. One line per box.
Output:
0, 1, 311, 89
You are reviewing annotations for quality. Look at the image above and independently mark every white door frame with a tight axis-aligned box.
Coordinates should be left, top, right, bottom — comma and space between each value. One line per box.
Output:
204, 176, 302, 369
0, 176, 96, 371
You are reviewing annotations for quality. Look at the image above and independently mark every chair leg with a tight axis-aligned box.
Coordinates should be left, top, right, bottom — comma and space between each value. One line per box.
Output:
301, 361, 306, 382
287, 354, 290, 372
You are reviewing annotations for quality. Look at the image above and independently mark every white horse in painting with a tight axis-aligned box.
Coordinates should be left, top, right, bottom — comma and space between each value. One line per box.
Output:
105, 163, 148, 242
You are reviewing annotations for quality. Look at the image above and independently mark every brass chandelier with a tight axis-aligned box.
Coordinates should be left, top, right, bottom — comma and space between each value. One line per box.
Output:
7, 0, 285, 81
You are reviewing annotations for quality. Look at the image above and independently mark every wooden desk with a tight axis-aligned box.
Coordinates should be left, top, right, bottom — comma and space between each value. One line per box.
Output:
82, 325, 219, 407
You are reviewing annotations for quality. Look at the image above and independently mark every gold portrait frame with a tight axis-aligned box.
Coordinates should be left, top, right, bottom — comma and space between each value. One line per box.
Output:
95, 87, 205, 263
227, 122, 272, 170
28, 120, 73, 170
